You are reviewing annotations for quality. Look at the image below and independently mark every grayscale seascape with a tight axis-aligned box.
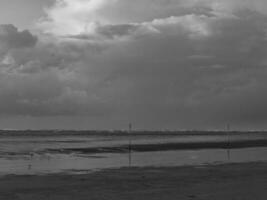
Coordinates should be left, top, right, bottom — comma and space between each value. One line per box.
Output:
1, 0, 267, 199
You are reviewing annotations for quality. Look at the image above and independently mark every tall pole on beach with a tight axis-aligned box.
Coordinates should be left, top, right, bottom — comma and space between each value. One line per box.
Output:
227, 124, 231, 161
128, 123, 132, 167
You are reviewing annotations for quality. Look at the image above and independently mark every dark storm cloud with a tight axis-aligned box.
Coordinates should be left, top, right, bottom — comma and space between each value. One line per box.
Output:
0, 24, 37, 49
79, 10, 267, 129
2, 0, 267, 129
96, 24, 139, 39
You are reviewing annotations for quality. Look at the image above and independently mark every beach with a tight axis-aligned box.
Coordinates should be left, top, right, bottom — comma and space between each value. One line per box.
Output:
1, 131, 267, 199
1, 131, 267, 174
1, 162, 266, 200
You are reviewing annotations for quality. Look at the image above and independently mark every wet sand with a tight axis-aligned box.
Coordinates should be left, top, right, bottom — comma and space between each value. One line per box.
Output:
0, 162, 266, 200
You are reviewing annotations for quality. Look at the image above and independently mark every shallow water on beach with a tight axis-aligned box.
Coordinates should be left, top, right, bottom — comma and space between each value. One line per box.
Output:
0, 131, 267, 175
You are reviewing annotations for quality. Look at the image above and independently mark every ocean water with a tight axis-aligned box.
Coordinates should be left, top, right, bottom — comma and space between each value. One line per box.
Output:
0, 131, 267, 175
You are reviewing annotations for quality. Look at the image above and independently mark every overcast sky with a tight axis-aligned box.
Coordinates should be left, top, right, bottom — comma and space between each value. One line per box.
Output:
1, 0, 267, 130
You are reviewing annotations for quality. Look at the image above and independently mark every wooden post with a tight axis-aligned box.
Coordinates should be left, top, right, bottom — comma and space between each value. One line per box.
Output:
227, 124, 231, 161
128, 123, 132, 167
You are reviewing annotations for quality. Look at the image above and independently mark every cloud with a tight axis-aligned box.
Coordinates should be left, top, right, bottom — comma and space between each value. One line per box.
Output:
0, 24, 37, 50
0, 24, 112, 117
1, 0, 267, 129
37, 0, 116, 35
96, 24, 139, 39
37, 0, 216, 35
37, 0, 267, 36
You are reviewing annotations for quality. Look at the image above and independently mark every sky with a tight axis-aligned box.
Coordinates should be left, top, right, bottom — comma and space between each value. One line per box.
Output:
0, 0, 267, 130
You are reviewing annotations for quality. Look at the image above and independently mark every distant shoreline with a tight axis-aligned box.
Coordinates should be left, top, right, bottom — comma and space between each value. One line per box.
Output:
1, 130, 267, 136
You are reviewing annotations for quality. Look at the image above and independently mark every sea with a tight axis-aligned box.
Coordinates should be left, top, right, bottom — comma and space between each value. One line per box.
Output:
0, 130, 267, 175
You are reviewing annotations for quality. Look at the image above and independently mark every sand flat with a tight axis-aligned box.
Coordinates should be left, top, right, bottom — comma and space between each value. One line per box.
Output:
0, 162, 267, 200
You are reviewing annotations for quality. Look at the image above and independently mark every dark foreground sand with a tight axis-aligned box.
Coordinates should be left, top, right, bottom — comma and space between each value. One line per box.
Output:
1, 162, 267, 200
